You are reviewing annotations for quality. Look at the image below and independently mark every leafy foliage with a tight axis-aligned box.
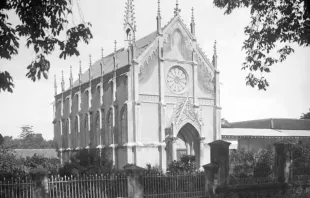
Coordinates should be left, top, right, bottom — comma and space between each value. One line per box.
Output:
167, 155, 197, 174
213, 0, 310, 90
0, 0, 93, 93
229, 148, 275, 178
58, 148, 113, 177
300, 108, 310, 119
0, 149, 60, 180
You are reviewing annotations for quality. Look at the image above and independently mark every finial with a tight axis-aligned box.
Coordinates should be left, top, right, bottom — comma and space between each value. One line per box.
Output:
61, 70, 65, 91
79, 60, 82, 84
79, 60, 82, 75
214, 40, 217, 57
124, 0, 136, 29
89, 54, 92, 67
69, 65, 73, 88
101, 48, 104, 61
157, 0, 161, 17
54, 74, 57, 95
191, 7, 195, 23
174, 0, 181, 16
70, 65, 73, 79
114, 40, 117, 52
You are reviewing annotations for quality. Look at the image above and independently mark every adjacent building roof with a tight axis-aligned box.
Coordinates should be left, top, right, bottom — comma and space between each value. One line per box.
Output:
222, 118, 310, 139
11, 149, 58, 159
228, 118, 310, 130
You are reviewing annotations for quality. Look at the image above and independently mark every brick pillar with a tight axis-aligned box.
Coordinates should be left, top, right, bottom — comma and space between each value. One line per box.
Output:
273, 140, 294, 183
30, 168, 49, 198
208, 140, 231, 186
203, 163, 219, 197
124, 164, 145, 198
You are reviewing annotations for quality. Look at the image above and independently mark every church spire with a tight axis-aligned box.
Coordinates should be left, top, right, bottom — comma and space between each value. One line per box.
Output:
124, 0, 136, 48
157, 0, 162, 35
174, 0, 181, 16
61, 70, 65, 92
54, 74, 57, 95
69, 65, 73, 88
190, 7, 196, 36
212, 40, 218, 68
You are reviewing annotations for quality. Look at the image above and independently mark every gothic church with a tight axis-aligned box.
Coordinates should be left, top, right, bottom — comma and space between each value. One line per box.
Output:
53, 0, 221, 170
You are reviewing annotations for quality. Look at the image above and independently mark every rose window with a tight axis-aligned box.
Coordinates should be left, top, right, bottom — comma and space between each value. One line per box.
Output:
167, 66, 188, 94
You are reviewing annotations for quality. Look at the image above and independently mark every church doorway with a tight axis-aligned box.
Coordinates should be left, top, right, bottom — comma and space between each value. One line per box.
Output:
168, 123, 201, 168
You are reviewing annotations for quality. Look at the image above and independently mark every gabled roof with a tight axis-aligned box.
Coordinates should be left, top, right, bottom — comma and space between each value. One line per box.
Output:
229, 118, 310, 130
70, 14, 213, 90
71, 31, 158, 88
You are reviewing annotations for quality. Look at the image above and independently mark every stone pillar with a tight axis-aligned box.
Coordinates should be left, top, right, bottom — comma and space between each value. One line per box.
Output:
124, 164, 145, 198
192, 51, 198, 107
30, 168, 49, 198
59, 148, 64, 165
171, 137, 177, 162
273, 140, 294, 183
203, 163, 219, 198
159, 143, 167, 171
208, 140, 231, 186
199, 137, 206, 167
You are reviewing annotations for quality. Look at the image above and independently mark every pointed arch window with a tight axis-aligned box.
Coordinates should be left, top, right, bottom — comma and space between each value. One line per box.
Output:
101, 109, 105, 145
107, 109, 113, 145
84, 114, 89, 147
95, 111, 101, 146
74, 116, 80, 148
120, 107, 127, 144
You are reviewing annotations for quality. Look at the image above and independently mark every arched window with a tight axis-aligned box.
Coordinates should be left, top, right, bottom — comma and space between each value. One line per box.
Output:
120, 107, 127, 144
95, 111, 100, 146
84, 114, 89, 147
74, 116, 79, 148
85, 90, 89, 109
107, 109, 113, 145
63, 119, 69, 148
101, 109, 105, 145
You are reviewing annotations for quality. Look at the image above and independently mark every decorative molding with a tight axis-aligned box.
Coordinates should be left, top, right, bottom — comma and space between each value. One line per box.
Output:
171, 98, 203, 132
140, 94, 159, 103
165, 96, 193, 104
198, 98, 214, 106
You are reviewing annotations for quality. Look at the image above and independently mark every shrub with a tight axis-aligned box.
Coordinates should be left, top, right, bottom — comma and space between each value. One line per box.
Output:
167, 155, 197, 174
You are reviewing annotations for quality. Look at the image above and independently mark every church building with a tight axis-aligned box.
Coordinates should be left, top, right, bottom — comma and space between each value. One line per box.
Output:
53, 0, 221, 170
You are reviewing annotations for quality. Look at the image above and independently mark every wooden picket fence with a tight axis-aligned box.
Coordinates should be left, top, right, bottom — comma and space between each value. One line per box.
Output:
0, 173, 128, 198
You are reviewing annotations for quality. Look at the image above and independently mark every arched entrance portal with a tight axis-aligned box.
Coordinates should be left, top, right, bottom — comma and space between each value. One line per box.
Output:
167, 123, 203, 169
177, 123, 201, 168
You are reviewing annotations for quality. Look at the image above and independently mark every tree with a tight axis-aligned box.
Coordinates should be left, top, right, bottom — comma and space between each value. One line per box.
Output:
0, 0, 92, 93
301, 108, 310, 119
213, 0, 310, 90
19, 125, 34, 139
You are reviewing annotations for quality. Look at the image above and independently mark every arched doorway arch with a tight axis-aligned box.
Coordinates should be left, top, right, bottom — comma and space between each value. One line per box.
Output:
167, 122, 203, 169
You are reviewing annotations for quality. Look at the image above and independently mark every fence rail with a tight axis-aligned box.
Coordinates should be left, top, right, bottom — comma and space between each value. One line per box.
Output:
0, 174, 128, 198
142, 172, 206, 198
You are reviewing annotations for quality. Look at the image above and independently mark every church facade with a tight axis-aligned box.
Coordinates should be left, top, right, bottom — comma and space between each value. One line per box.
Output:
53, 0, 221, 170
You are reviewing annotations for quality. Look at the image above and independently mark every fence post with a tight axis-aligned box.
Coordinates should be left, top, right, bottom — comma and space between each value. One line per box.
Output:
203, 163, 219, 197
124, 164, 145, 198
273, 140, 294, 183
208, 140, 231, 186
30, 168, 49, 198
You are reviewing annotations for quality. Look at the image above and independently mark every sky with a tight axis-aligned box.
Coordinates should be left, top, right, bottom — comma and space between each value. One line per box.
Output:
0, 0, 309, 140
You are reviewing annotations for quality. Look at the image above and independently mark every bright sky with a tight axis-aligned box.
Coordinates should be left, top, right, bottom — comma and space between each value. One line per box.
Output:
0, 0, 309, 140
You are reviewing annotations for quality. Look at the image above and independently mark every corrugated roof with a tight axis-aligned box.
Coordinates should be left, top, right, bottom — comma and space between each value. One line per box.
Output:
221, 128, 289, 137
229, 118, 310, 130
72, 31, 158, 88
221, 128, 310, 138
